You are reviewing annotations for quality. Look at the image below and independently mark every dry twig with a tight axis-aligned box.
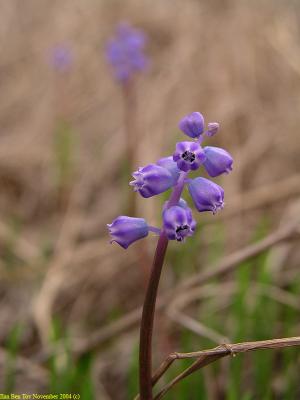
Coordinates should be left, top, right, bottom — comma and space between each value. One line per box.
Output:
151, 337, 300, 399
167, 284, 233, 344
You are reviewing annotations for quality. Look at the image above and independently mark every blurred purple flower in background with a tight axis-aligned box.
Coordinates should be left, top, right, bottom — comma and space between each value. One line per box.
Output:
105, 22, 148, 83
51, 45, 73, 72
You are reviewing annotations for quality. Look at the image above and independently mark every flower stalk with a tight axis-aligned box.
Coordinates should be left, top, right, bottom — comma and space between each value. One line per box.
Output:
139, 172, 187, 399
122, 80, 138, 216
106, 111, 233, 399
139, 232, 168, 400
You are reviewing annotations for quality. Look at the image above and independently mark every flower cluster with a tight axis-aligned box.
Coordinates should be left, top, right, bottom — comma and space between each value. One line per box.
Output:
105, 22, 148, 83
107, 112, 233, 249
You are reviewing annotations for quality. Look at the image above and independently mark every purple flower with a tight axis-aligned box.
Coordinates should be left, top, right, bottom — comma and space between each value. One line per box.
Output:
107, 216, 149, 249
206, 122, 219, 137
105, 22, 148, 83
178, 112, 205, 139
163, 205, 196, 242
130, 164, 176, 198
156, 156, 180, 183
203, 146, 233, 177
173, 141, 205, 172
188, 177, 224, 214
52, 46, 72, 72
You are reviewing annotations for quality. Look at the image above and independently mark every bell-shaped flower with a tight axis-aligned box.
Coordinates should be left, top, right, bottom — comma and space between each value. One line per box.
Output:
130, 164, 177, 198
156, 156, 180, 183
188, 177, 224, 214
107, 216, 149, 249
203, 146, 233, 177
163, 205, 196, 242
178, 112, 205, 139
173, 141, 205, 172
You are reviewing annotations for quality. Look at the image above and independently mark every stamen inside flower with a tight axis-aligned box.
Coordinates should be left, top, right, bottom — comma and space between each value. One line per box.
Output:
175, 224, 189, 241
181, 151, 195, 163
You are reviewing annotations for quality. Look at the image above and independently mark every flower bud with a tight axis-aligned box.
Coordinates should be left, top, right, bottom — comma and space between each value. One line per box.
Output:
173, 141, 205, 172
163, 205, 196, 242
188, 177, 224, 214
156, 156, 180, 183
178, 112, 205, 138
203, 146, 233, 177
206, 122, 219, 137
130, 164, 176, 198
107, 216, 149, 249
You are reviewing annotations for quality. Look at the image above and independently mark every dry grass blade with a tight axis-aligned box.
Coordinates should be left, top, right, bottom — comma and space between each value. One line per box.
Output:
152, 337, 300, 399
210, 174, 300, 223
177, 221, 300, 292
0, 347, 48, 382
71, 221, 300, 356
168, 311, 229, 344
167, 283, 234, 343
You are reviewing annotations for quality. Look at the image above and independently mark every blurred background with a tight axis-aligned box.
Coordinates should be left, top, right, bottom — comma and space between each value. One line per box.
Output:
1, 0, 300, 398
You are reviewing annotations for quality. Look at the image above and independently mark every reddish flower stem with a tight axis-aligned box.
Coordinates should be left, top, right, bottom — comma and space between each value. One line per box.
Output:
139, 232, 168, 400
139, 172, 187, 399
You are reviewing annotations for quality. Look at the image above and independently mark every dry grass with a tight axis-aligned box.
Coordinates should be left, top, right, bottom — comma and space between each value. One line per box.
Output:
1, 0, 300, 397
